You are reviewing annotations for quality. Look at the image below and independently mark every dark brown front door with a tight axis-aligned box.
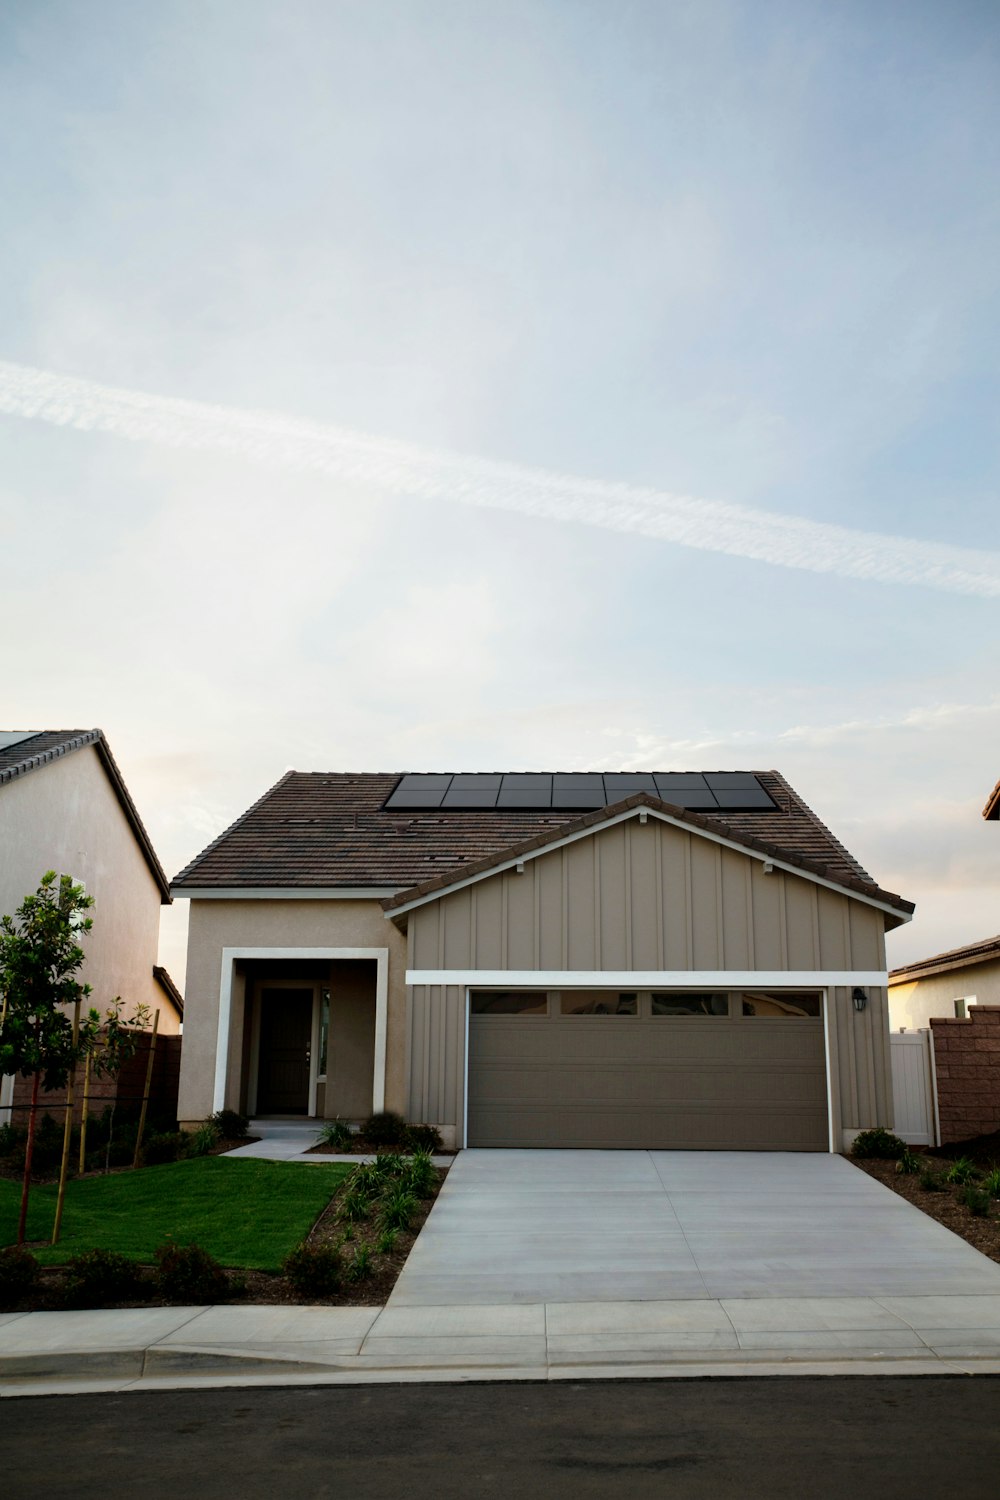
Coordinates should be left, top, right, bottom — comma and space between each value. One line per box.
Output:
257, 987, 313, 1113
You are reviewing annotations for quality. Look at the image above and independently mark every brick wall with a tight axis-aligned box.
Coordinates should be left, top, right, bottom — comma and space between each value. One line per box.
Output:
10, 1034, 182, 1128
930, 1006, 1000, 1144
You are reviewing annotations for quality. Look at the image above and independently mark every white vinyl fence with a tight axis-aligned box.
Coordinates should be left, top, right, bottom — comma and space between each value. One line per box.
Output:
890, 1030, 939, 1146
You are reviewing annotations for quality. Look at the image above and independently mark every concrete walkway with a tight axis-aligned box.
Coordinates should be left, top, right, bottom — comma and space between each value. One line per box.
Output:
4, 1150, 1000, 1395
224, 1118, 452, 1167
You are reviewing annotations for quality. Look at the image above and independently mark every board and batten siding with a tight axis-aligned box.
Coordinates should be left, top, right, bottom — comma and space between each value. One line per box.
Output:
404, 815, 892, 1148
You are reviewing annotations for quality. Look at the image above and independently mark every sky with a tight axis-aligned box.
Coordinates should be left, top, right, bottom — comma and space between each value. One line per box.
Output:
1, 0, 998, 985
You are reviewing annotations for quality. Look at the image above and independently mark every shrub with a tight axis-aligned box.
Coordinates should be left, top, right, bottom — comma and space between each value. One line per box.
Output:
963, 1186, 991, 1218
210, 1109, 249, 1140
362, 1111, 408, 1147
0, 1122, 26, 1158
64, 1249, 143, 1308
0, 1246, 39, 1307
945, 1156, 979, 1186
345, 1245, 373, 1282
319, 1118, 354, 1150
339, 1187, 374, 1223
375, 1227, 399, 1256
982, 1167, 1000, 1199
349, 1163, 384, 1196
282, 1243, 342, 1298
186, 1122, 220, 1158
143, 1131, 189, 1166
919, 1168, 944, 1192
404, 1124, 444, 1153
895, 1148, 921, 1175
379, 1187, 418, 1232
850, 1128, 906, 1160
154, 1241, 230, 1302
403, 1150, 437, 1198
372, 1153, 407, 1180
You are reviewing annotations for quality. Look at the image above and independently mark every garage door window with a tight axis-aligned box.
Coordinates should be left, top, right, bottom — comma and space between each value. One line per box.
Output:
560, 991, 637, 1016
651, 993, 729, 1017
740, 991, 822, 1018
471, 991, 548, 1015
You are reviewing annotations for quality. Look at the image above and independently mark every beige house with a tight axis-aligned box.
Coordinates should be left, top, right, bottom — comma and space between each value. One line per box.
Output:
0, 729, 181, 1121
172, 770, 912, 1153
889, 936, 1000, 1030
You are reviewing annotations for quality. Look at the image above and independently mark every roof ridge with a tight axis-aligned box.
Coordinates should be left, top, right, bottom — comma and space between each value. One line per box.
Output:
890, 933, 1000, 978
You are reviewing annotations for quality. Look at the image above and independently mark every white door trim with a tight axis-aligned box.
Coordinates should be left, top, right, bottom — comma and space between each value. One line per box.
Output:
216, 946, 389, 1115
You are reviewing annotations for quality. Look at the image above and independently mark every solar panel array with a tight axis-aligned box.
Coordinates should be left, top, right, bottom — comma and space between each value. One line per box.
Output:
384, 772, 776, 812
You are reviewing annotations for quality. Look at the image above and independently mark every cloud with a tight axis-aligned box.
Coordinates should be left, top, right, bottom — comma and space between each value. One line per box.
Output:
2, 357, 999, 598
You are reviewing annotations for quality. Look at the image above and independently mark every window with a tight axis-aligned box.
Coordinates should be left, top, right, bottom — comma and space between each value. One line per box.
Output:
471, 991, 548, 1016
740, 991, 822, 1018
318, 987, 330, 1076
651, 993, 729, 1017
559, 991, 637, 1016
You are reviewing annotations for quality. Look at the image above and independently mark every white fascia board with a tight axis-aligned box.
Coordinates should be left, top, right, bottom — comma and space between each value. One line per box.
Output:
385, 804, 912, 924
406, 969, 889, 988
173, 886, 401, 900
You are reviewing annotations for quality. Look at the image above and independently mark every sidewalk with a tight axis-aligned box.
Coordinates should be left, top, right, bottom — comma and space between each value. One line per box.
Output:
4, 1293, 1000, 1396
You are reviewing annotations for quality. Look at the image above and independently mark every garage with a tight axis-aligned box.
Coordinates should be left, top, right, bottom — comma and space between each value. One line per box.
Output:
467, 988, 829, 1151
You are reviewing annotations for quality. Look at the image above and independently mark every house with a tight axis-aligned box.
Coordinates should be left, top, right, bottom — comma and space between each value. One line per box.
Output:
984, 780, 1000, 820
889, 936, 1000, 1030
0, 729, 181, 1123
171, 769, 912, 1153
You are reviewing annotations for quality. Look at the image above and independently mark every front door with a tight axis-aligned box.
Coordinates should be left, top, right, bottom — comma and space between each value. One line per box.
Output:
257, 987, 313, 1113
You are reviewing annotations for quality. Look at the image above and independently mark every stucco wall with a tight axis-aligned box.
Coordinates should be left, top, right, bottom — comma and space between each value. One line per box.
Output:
890, 959, 1000, 1030
177, 897, 407, 1122
403, 815, 893, 1148
0, 746, 173, 1030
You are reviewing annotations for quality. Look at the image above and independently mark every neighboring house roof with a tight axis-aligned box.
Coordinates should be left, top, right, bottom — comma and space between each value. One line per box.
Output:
889, 934, 1000, 984
984, 780, 1000, 820
171, 769, 912, 919
0, 729, 171, 903
153, 965, 184, 1018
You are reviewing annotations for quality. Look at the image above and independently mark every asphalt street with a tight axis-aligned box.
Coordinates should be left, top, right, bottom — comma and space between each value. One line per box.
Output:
4, 1376, 1000, 1500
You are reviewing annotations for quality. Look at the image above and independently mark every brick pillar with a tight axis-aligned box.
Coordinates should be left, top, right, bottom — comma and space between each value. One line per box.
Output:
930, 1006, 1000, 1145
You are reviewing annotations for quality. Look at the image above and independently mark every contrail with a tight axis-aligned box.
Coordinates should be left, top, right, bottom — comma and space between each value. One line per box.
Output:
1, 357, 997, 597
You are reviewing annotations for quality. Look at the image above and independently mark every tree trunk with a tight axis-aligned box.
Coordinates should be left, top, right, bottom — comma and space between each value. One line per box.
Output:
17, 1069, 41, 1245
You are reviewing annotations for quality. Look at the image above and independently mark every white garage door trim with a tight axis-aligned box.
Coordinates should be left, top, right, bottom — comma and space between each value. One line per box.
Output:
457, 975, 842, 1153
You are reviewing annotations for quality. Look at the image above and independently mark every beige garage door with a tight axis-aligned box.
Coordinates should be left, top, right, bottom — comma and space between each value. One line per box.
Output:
467, 989, 828, 1151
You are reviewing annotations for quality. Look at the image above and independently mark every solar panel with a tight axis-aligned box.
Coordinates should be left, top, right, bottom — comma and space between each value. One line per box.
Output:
603, 773, 657, 800
660, 788, 720, 809
495, 774, 553, 808
712, 787, 776, 809
551, 773, 605, 808
441, 774, 502, 808
654, 773, 711, 792
0, 730, 41, 752
704, 773, 762, 790
384, 774, 453, 809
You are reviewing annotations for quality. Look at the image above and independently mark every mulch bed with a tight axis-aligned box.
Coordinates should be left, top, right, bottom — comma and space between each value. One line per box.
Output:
307, 1140, 455, 1157
2, 1161, 448, 1312
852, 1155, 1000, 1266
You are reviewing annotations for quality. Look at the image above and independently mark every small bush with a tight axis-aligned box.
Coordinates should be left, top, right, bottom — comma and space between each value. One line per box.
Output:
0, 1246, 39, 1307
362, 1111, 408, 1147
346, 1245, 373, 1282
282, 1243, 342, 1298
982, 1167, 1000, 1199
379, 1187, 418, 1232
850, 1128, 906, 1160
404, 1151, 437, 1198
919, 1168, 944, 1192
372, 1153, 407, 1180
154, 1241, 230, 1302
895, 1148, 921, 1175
143, 1131, 189, 1166
946, 1156, 979, 1186
404, 1124, 444, 1153
0, 1123, 26, 1157
319, 1118, 354, 1150
349, 1163, 384, 1196
210, 1109, 249, 1140
64, 1249, 143, 1308
186, 1122, 220, 1158
375, 1227, 400, 1256
963, 1186, 991, 1218
339, 1188, 374, 1222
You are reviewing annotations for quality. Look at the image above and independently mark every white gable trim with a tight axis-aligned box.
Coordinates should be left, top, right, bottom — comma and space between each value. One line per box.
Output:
384, 804, 911, 924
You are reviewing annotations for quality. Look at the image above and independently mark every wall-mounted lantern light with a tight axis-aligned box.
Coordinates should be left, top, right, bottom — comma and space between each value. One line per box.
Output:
852, 987, 868, 1012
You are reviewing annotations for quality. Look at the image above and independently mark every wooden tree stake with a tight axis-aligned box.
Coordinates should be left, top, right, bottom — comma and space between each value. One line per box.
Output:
51, 998, 81, 1245
132, 1008, 160, 1169
78, 1048, 92, 1174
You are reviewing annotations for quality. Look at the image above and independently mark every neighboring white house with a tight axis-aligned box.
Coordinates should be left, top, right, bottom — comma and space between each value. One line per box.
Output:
889, 935, 1000, 1030
0, 729, 181, 1121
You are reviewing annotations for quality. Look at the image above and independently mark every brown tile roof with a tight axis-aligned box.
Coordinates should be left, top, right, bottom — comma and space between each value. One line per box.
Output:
984, 780, 1000, 820
0, 729, 171, 902
153, 965, 184, 1018
171, 770, 913, 918
890, 934, 1000, 983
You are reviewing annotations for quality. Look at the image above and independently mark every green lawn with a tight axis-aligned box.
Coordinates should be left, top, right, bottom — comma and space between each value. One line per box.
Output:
0, 1157, 352, 1271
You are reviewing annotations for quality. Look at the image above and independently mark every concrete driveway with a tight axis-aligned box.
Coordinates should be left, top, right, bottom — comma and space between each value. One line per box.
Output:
389, 1149, 1000, 1306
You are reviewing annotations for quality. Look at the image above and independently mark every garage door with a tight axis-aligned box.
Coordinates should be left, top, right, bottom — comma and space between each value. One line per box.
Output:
467, 989, 829, 1151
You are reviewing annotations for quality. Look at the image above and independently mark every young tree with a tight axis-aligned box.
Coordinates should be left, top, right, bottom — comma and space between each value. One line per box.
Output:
0, 873, 93, 1244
